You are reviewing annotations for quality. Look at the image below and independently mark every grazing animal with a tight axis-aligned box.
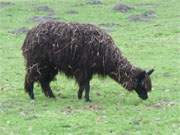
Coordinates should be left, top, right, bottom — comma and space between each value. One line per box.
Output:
22, 21, 154, 101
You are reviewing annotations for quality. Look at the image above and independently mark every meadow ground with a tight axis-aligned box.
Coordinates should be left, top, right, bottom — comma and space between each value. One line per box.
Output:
0, 0, 180, 134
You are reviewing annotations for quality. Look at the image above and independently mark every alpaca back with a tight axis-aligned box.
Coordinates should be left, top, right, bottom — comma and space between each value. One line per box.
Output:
22, 21, 119, 77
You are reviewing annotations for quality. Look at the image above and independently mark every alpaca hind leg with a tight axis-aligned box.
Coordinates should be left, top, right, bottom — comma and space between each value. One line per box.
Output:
24, 73, 35, 99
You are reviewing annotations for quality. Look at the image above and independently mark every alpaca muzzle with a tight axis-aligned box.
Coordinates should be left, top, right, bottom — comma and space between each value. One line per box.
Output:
139, 94, 148, 100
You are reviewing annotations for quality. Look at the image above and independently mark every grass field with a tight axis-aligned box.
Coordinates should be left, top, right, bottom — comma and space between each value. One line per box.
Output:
0, 0, 180, 134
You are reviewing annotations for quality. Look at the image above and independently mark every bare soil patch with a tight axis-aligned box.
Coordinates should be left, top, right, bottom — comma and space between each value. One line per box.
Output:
62, 106, 73, 115
113, 2, 134, 13
29, 5, 58, 23
29, 16, 58, 23
147, 99, 177, 109
35, 5, 55, 16
99, 23, 121, 27
87, 0, 102, 5
84, 103, 102, 111
66, 10, 78, 15
73, 3, 85, 7
0, 2, 14, 9
128, 10, 156, 22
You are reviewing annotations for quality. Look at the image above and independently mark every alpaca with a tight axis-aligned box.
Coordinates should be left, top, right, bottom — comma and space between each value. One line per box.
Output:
22, 21, 154, 101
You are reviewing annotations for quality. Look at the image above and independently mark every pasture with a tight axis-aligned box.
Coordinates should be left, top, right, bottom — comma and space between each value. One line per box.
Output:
0, 0, 180, 134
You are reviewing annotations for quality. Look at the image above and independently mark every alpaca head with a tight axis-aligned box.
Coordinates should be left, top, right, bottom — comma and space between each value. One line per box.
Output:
134, 69, 154, 100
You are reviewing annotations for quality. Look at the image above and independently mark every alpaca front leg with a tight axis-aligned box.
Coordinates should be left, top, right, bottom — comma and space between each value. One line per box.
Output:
78, 85, 84, 99
40, 81, 55, 98
84, 82, 91, 102
75, 71, 92, 102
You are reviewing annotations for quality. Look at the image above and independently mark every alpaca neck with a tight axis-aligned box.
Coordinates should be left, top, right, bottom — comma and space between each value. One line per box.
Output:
108, 55, 142, 90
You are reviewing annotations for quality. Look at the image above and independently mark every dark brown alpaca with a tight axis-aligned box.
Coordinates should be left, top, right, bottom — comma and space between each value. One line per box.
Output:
22, 21, 154, 101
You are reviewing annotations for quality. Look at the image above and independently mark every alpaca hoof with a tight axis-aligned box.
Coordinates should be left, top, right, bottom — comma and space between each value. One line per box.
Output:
78, 93, 82, 99
45, 91, 55, 98
78, 96, 82, 99
29, 93, 34, 100
85, 99, 92, 102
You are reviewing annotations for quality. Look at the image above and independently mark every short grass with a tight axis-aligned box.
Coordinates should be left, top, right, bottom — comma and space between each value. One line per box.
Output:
0, 0, 180, 134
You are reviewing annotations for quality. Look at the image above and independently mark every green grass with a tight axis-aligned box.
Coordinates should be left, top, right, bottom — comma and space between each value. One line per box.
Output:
0, 0, 180, 134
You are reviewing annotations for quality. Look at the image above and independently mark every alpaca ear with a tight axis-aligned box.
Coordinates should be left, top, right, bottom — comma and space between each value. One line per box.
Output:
147, 69, 154, 76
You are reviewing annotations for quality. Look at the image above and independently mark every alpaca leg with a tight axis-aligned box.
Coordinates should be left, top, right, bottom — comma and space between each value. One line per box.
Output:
84, 82, 91, 102
75, 71, 92, 101
77, 84, 84, 99
39, 67, 58, 98
40, 80, 55, 98
24, 73, 35, 99
78, 82, 91, 102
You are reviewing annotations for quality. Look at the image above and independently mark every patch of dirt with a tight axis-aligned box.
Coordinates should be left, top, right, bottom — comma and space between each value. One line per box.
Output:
73, 3, 85, 7
8, 27, 29, 35
113, 3, 134, 13
99, 23, 121, 27
36, 5, 52, 12
128, 10, 156, 22
84, 103, 102, 111
29, 16, 58, 23
87, 0, 103, 5
129, 119, 142, 125
147, 99, 177, 109
29, 5, 58, 23
66, 10, 78, 15
19, 109, 38, 120
62, 106, 73, 115
96, 92, 101, 96
35, 5, 55, 16
0, 1, 14, 9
